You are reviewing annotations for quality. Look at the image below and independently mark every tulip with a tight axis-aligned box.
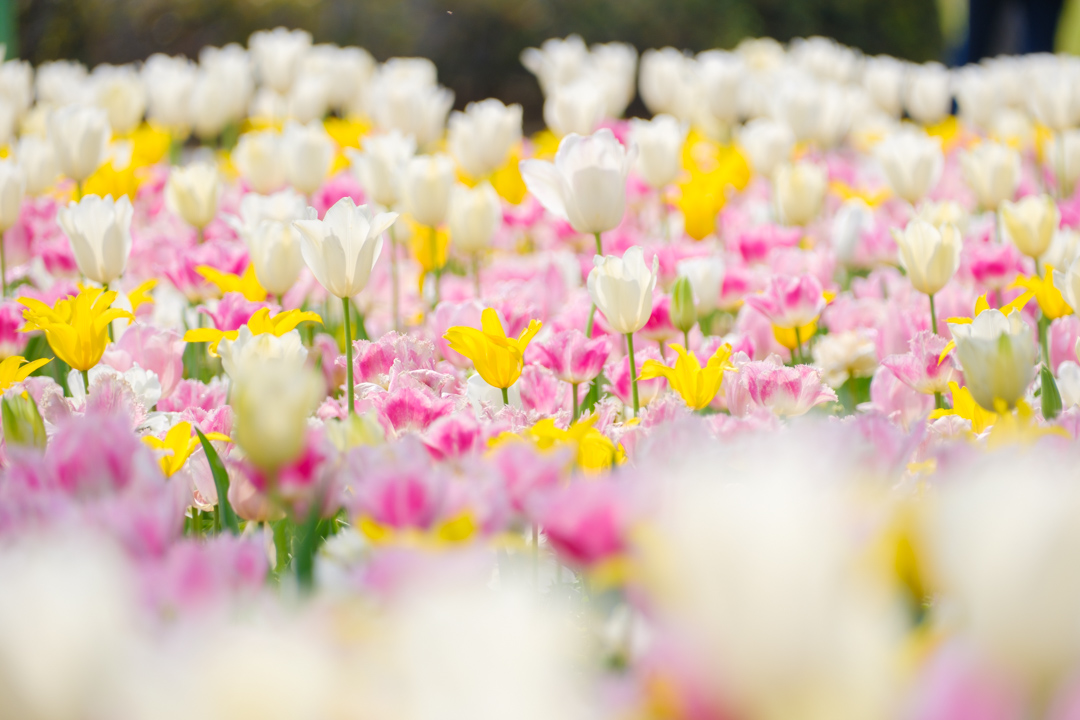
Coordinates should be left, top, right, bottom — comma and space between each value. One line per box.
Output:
862, 55, 905, 117
400, 153, 455, 229
591, 41, 639, 118
881, 330, 960, 396
232, 357, 322, 475
232, 129, 286, 195
448, 98, 523, 180
48, 104, 110, 189
91, 64, 146, 136
520, 128, 636, 242
443, 307, 542, 403
640, 343, 736, 410
773, 161, 826, 227
0, 160, 24, 297
961, 141, 1020, 212
737, 118, 795, 177
639, 47, 698, 120
142, 421, 230, 478
520, 34, 590, 96
739, 360, 838, 416
903, 61, 952, 125
293, 197, 397, 414
1000, 195, 1059, 261
447, 182, 501, 294
198, 43, 255, 129
1046, 129, 1080, 198
676, 256, 725, 316
531, 328, 609, 417
587, 246, 658, 415
217, 325, 309, 381
165, 162, 220, 236
15, 135, 59, 196
189, 67, 238, 141
543, 80, 607, 138
184, 307, 322, 356
248, 27, 311, 93
916, 199, 969, 235
281, 120, 335, 196
893, 218, 962, 332
367, 68, 454, 151
57, 193, 133, 286
874, 128, 943, 204
949, 308, 1036, 411
346, 130, 416, 208
246, 220, 304, 299
1053, 256, 1080, 314
629, 114, 687, 190
142, 53, 196, 137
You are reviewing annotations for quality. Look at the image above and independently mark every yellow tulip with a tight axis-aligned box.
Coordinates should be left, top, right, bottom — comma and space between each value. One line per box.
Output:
196, 264, 267, 302
407, 220, 450, 277
938, 290, 1035, 363
18, 287, 134, 372
639, 343, 737, 411
82, 162, 144, 200
127, 278, 158, 313
928, 381, 998, 434
1009, 266, 1072, 320
443, 308, 540, 390
490, 413, 625, 473
0, 356, 51, 392
773, 321, 818, 351
183, 307, 322, 355
142, 421, 230, 477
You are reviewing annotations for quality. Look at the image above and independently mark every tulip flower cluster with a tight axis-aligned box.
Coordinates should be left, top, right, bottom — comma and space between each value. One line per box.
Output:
7, 28, 1080, 720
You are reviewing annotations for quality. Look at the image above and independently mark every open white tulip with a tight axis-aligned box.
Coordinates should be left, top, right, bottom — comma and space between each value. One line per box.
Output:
400, 153, 455, 228
368, 75, 453, 152
893, 218, 962, 297
91, 64, 146, 136
58, 194, 133, 285
862, 55, 905, 117
961, 141, 1020, 212
281, 120, 335, 196
774, 161, 827, 227
248, 27, 311, 94
447, 182, 501, 256
874, 128, 943, 204
629, 114, 687, 190
346, 130, 416, 208
520, 128, 636, 236
293, 197, 397, 299
543, 80, 606, 138
587, 245, 658, 336
165, 162, 220, 231
142, 53, 196, 134
448, 98, 523, 180
903, 62, 952, 125
48, 105, 110, 184
949, 309, 1036, 411
1000, 194, 1060, 260
232, 129, 286, 195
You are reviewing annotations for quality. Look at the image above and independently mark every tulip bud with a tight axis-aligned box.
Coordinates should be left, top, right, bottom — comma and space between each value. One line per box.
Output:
48, 105, 110, 183
400, 153, 455, 228
2, 392, 46, 450
961, 141, 1020, 212
248, 221, 304, 297
629, 114, 687, 190
448, 98, 523, 180
874, 128, 943, 204
248, 27, 312, 94
737, 118, 795, 177
57, 194, 133, 285
774, 162, 827, 227
892, 219, 962, 297
949, 309, 1037, 411
142, 54, 196, 134
676, 256, 724, 315
15, 136, 59, 197
165, 162, 220, 230
1000, 195, 1059, 260
903, 61, 952, 125
0, 160, 26, 233
587, 246, 658, 335
232, 358, 322, 474
91, 64, 146, 136
670, 276, 697, 334
232, 129, 286, 195
347, 130, 415, 208
281, 120, 335, 196
447, 182, 501, 256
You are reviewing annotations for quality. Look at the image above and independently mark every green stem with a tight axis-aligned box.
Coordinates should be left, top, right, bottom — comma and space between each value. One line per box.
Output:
75, 180, 82, 200
473, 254, 482, 298
1039, 314, 1051, 369
684, 329, 691, 350
934, 391, 945, 410
585, 304, 597, 338
571, 382, 579, 421
80, 368, 90, 396
929, 293, 938, 336
501, 386, 509, 406
342, 296, 354, 415
192, 508, 202, 537
104, 282, 114, 343
626, 332, 640, 416
196, 227, 204, 244
794, 325, 804, 365
594, 231, 603, 256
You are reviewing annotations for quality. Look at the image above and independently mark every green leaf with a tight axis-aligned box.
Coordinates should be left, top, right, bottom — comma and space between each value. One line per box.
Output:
195, 427, 240, 535
1041, 364, 1063, 421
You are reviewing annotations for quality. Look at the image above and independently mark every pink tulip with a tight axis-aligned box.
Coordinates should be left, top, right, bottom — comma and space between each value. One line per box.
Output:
739, 360, 837, 416
530, 328, 610, 384
744, 274, 826, 328
880, 330, 960, 395
103, 324, 186, 400
540, 479, 628, 568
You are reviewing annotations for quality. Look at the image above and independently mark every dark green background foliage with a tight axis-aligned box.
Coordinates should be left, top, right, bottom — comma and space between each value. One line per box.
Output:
17, 0, 943, 121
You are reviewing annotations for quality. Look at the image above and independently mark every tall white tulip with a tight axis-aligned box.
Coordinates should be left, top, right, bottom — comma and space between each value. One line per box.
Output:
1047, 129, 1080, 198
346, 130, 415, 208
142, 54, 196, 135
874, 128, 943, 204
198, 43, 254, 127
447, 99, 523, 179
520, 35, 590, 96
520, 128, 636, 238
774, 161, 827, 227
0, 160, 24, 296
15, 136, 59, 196
165, 162, 220, 232
1000, 195, 1060, 260
368, 67, 453, 151
281, 120, 335, 196
400, 153, 456, 228
903, 62, 952, 125
676, 255, 725, 315
48, 105, 110, 185
189, 68, 237, 141
862, 55, 905, 117
227, 190, 307, 298
448, 182, 502, 256
0, 59, 33, 121
587, 245, 658, 415
737, 118, 795, 177
629, 114, 687, 190
542, 80, 606, 138
961, 141, 1020, 212
91, 64, 146, 135
232, 129, 286, 195
893, 218, 962, 298
949, 309, 1036, 411
248, 27, 312, 93
293, 197, 397, 415
591, 41, 638, 118
58, 194, 133, 285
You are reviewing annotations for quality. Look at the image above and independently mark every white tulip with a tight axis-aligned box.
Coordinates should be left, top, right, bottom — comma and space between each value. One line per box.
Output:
1000, 194, 1059, 260
697, 50, 743, 126
961, 141, 1020, 212
228, 188, 308, 239
448, 98, 523, 179
281, 120, 335, 196
862, 55, 905, 117
48, 105, 110, 183
892, 218, 962, 296
368, 68, 453, 151
57, 194, 133, 285
587, 245, 658, 335
590, 41, 638, 118
189, 67, 237, 141
832, 199, 875, 265
0, 160, 25, 232
916, 199, 969, 235
542, 79, 606, 138
873, 127, 943, 204
639, 47, 698, 120
949, 309, 1036, 411
198, 43, 254, 125
165, 162, 220, 230
1053, 256, 1080, 313
1027, 60, 1080, 131
218, 326, 308, 381
520, 128, 636, 235
346, 130, 415, 208
1042, 228, 1080, 271
284, 71, 331, 123
91, 64, 146, 135
246, 220, 304, 298
774, 161, 827, 227
15, 136, 59, 196
629, 114, 687, 190
293, 197, 397, 298
400, 153, 456, 228
142, 54, 196, 133
232, 129, 286, 195
903, 62, 952, 125
737, 118, 795, 177
303, 44, 375, 114
0, 59, 33, 120
955, 66, 1000, 131
1057, 361, 1080, 408
248, 27, 311, 93
36, 60, 90, 106
520, 34, 591, 96
676, 255, 725, 314
447, 182, 502, 255
813, 330, 879, 388
1046, 129, 1080, 198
